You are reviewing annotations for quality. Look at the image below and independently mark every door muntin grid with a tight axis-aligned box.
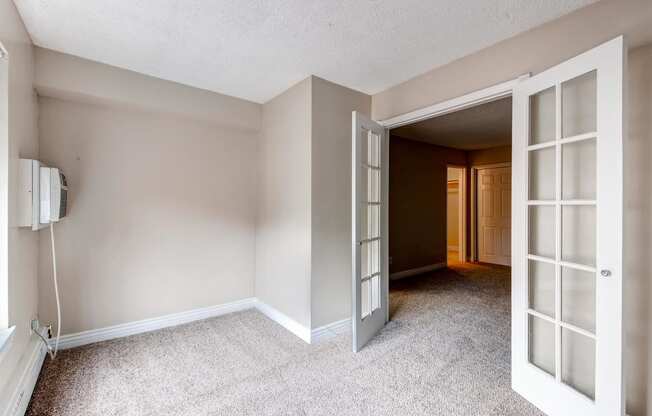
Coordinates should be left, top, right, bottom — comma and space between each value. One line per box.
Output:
360, 128, 382, 320
526, 70, 598, 400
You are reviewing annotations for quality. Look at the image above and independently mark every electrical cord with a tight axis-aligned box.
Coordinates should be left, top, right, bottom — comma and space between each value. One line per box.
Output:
48, 222, 61, 359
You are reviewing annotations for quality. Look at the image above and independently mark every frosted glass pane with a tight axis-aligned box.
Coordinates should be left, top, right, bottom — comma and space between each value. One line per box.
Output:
368, 132, 380, 167
364, 205, 380, 239
361, 278, 371, 319
361, 240, 369, 277
529, 260, 555, 318
529, 315, 555, 376
529, 147, 555, 200
360, 128, 369, 165
562, 71, 597, 138
562, 267, 595, 332
562, 205, 596, 266
371, 275, 380, 312
372, 239, 380, 276
360, 162, 368, 203
562, 328, 595, 400
530, 87, 556, 144
562, 139, 596, 200
367, 168, 380, 203
529, 206, 555, 259
361, 239, 380, 278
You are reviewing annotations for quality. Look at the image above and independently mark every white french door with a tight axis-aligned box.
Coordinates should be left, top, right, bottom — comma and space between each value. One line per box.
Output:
512, 37, 625, 415
351, 111, 388, 352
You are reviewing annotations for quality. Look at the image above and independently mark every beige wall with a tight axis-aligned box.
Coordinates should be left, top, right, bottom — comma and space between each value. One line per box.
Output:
26, 49, 262, 336
256, 78, 312, 328
467, 145, 511, 166
390, 141, 510, 273
256, 76, 370, 329
310, 77, 370, 328
37, 96, 257, 334
389, 136, 465, 274
372, 0, 652, 121
624, 44, 652, 416
0, 0, 40, 406
34, 48, 260, 133
374, 2, 652, 411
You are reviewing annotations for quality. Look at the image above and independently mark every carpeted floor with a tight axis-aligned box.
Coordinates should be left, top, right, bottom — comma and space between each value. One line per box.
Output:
27, 263, 544, 416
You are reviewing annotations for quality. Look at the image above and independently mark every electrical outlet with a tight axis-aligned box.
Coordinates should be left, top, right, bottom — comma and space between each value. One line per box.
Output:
389, 256, 393, 265
30, 319, 40, 332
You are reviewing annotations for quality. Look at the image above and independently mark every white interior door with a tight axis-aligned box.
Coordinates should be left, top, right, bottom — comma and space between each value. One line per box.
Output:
352, 111, 388, 352
512, 37, 625, 415
478, 166, 511, 266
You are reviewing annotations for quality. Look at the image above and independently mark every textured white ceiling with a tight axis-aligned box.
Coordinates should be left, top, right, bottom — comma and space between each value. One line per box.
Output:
392, 98, 512, 150
14, 0, 596, 103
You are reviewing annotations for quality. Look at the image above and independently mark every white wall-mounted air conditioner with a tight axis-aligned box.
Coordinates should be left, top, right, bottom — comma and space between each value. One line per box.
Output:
18, 159, 68, 229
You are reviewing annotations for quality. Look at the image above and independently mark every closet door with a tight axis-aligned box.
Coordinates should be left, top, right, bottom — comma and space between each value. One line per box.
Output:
478, 166, 511, 266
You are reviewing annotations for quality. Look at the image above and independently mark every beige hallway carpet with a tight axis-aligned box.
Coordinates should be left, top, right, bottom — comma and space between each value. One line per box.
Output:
27, 263, 544, 415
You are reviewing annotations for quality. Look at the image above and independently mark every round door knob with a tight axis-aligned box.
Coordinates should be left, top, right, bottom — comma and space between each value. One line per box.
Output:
600, 269, 612, 277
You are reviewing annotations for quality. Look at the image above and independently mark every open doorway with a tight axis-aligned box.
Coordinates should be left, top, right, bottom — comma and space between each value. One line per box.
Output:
388, 96, 512, 280
384, 96, 521, 409
446, 165, 465, 266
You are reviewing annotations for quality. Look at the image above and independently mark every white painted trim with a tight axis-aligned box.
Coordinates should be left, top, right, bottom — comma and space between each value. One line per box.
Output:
0, 340, 46, 416
48, 296, 344, 351
311, 318, 351, 343
390, 262, 447, 280
0, 326, 15, 356
379, 75, 529, 129
45, 296, 346, 352
447, 245, 459, 252
473, 162, 512, 170
0, 42, 9, 332
254, 301, 311, 343
53, 297, 257, 350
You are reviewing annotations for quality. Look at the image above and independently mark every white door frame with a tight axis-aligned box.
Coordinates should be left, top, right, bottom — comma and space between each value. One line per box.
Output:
379, 76, 528, 129
379, 75, 528, 268
471, 162, 512, 262
446, 164, 467, 263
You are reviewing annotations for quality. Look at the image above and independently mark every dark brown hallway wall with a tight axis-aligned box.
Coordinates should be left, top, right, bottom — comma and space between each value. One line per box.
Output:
388, 136, 466, 274
389, 138, 511, 275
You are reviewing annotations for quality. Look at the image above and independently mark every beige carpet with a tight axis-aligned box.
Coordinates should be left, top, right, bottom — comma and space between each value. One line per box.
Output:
27, 263, 544, 415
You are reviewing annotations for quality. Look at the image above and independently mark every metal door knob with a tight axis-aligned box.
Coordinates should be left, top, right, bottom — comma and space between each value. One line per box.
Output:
600, 269, 611, 277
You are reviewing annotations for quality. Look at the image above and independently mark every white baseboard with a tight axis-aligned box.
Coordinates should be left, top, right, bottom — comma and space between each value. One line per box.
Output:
448, 245, 459, 252
254, 301, 311, 343
1, 338, 46, 416
54, 297, 257, 350
48, 297, 348, 352
390, 262, 447, 280
311, 318, 351, 343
